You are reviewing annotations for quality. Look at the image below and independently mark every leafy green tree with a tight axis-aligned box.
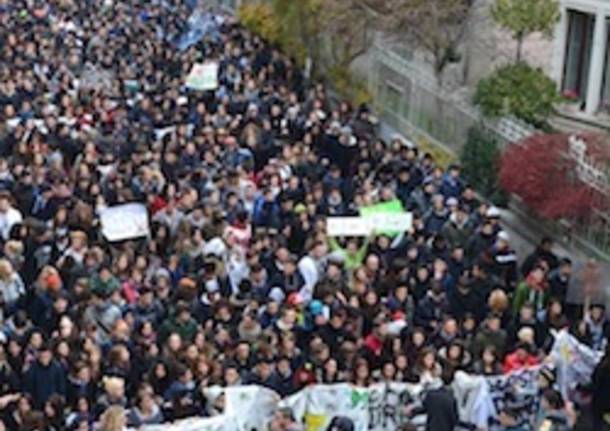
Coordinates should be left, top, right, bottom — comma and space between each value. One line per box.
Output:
269, 0, 323, 70
240, 0, 476, 89
473, 63, 560, 128
237, 2, 281, 45
461, 124, 507, 205
238, 0, 374, 102
491, 0, 560, 62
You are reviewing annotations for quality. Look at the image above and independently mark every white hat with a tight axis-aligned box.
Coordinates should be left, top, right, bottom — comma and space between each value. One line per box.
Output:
497, 231, 510, 242
446, 197, 459, 207
268, 287, 285, 303
487, 206, 501, 218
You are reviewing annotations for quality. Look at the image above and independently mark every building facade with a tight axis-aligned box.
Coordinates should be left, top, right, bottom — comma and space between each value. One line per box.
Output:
552, 0, 610, 115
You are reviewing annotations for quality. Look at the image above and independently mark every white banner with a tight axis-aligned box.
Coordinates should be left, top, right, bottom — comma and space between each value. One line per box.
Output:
327, 217, 372, 237
224, 386, 280, 430
370, 212, 413, 233
99, 203, 150, 242
135, 332, 601, 431
485, 367, 540, 430
453, 372, 496, 430
327, 214, 412, 237
550, 329, 604, 398
186, 62, 219, 91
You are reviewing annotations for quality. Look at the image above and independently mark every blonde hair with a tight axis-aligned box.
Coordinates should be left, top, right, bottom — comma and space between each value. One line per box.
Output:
99, 406, 126, 431
4, 240, 23, 256
0, 259, 13, 281
518, 327, 535, 345
103, 376, 125, 397
488, 289, 509, 313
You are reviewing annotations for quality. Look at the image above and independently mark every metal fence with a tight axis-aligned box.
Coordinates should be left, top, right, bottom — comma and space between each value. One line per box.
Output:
367, 42, 610, 258
367, 42, 535, 153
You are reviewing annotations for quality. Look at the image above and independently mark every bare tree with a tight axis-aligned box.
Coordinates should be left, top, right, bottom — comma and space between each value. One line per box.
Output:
262, 0, 475, 89
318, 0, 378, 72
359, 0, 475, 87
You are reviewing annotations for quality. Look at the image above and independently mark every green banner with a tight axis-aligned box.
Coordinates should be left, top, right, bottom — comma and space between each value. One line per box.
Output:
359, 199, 409, 236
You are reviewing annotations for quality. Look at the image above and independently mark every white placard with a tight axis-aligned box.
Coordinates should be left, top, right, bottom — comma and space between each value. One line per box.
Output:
369, 212, 413, 233
186, 62, 219, 91
326, 217, 372, 237
100, 203, 150, 242
132, 330, 603, 431
327, 214, 412, 237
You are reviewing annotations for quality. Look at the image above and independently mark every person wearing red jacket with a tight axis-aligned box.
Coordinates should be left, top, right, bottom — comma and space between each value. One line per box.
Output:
503, 342, 539, 374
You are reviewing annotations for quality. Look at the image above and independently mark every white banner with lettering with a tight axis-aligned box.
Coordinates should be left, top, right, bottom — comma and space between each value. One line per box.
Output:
99, 203, 150, 241
327, 214, 413, 237
186, 62, 219, 91
133, 331, 599, 431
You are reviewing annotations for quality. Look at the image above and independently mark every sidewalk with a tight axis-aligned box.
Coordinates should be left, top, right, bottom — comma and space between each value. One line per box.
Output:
498, 207, 590, 264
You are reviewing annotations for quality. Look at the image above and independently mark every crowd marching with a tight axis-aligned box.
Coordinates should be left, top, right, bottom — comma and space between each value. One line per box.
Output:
0, 1, 609, 430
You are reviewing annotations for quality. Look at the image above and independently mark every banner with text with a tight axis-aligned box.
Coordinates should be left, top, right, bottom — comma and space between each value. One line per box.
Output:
327, 214, 413, 237
136, 331, 600, 431
99, 203, 150, 242
186, 62, 219, 91
359, 199, 412, 236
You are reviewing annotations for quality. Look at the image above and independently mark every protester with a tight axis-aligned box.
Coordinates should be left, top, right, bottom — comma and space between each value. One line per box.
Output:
0, 0, 605, 430
421, 367, 459, 431
534, 389, 575, 431
591, 346, 610, 430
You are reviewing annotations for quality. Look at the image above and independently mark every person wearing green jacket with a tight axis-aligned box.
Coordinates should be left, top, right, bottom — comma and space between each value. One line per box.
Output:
513, 266, 550, 317
90, 266, 120, 298
158, 302, 198, 343
328, 235, 370, 271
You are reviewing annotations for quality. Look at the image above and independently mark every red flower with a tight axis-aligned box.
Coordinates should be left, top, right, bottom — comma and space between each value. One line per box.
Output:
561, 89, 579, 100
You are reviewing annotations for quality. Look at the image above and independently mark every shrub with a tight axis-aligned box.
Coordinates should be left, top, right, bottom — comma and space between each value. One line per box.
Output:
328, 65, 372, 107
499, 133, 601, 219
237, 2, 281, 45
473, 63, 560, 128
461, 124, 508, 205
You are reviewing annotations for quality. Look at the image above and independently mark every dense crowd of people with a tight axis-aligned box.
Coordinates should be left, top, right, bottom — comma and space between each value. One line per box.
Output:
0, 1, 609, 430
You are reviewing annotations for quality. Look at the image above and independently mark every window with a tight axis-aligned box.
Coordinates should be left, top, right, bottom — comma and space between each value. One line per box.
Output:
562, 10, 595, 103
382, 82, 403, 115
601, 19, 610, 111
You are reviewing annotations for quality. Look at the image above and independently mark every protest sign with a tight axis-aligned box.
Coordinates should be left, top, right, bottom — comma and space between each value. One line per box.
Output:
369, 212, 413, 233
328, 200, 412, 237
186, 62, 219, 91
224, 385, 280, 430
327, 217, 372, 237
453, 372, 496, 429
136, 333, 603, 431
486, 367, 540, 429
360, 199, 404, 217
550, 329, 604, 398
99, 203, 150, 242
360, 199, 412, 236
281, 383, 426, 431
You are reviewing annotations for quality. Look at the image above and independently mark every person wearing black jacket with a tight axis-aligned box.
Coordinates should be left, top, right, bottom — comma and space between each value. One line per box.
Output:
521, 237, 559, 277
448, 274, 485, 322
547, 258, 572, 303
23, 344, 66, 408
422, 367, 459, 431
591, 347, 610, 430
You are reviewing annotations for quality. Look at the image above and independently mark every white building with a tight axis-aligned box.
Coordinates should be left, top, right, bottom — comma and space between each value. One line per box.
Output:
552, 0, 610, 116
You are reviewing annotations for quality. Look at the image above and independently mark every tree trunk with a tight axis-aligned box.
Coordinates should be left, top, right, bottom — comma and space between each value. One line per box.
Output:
516, 33, 523, 63
434, 49, 447, 90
